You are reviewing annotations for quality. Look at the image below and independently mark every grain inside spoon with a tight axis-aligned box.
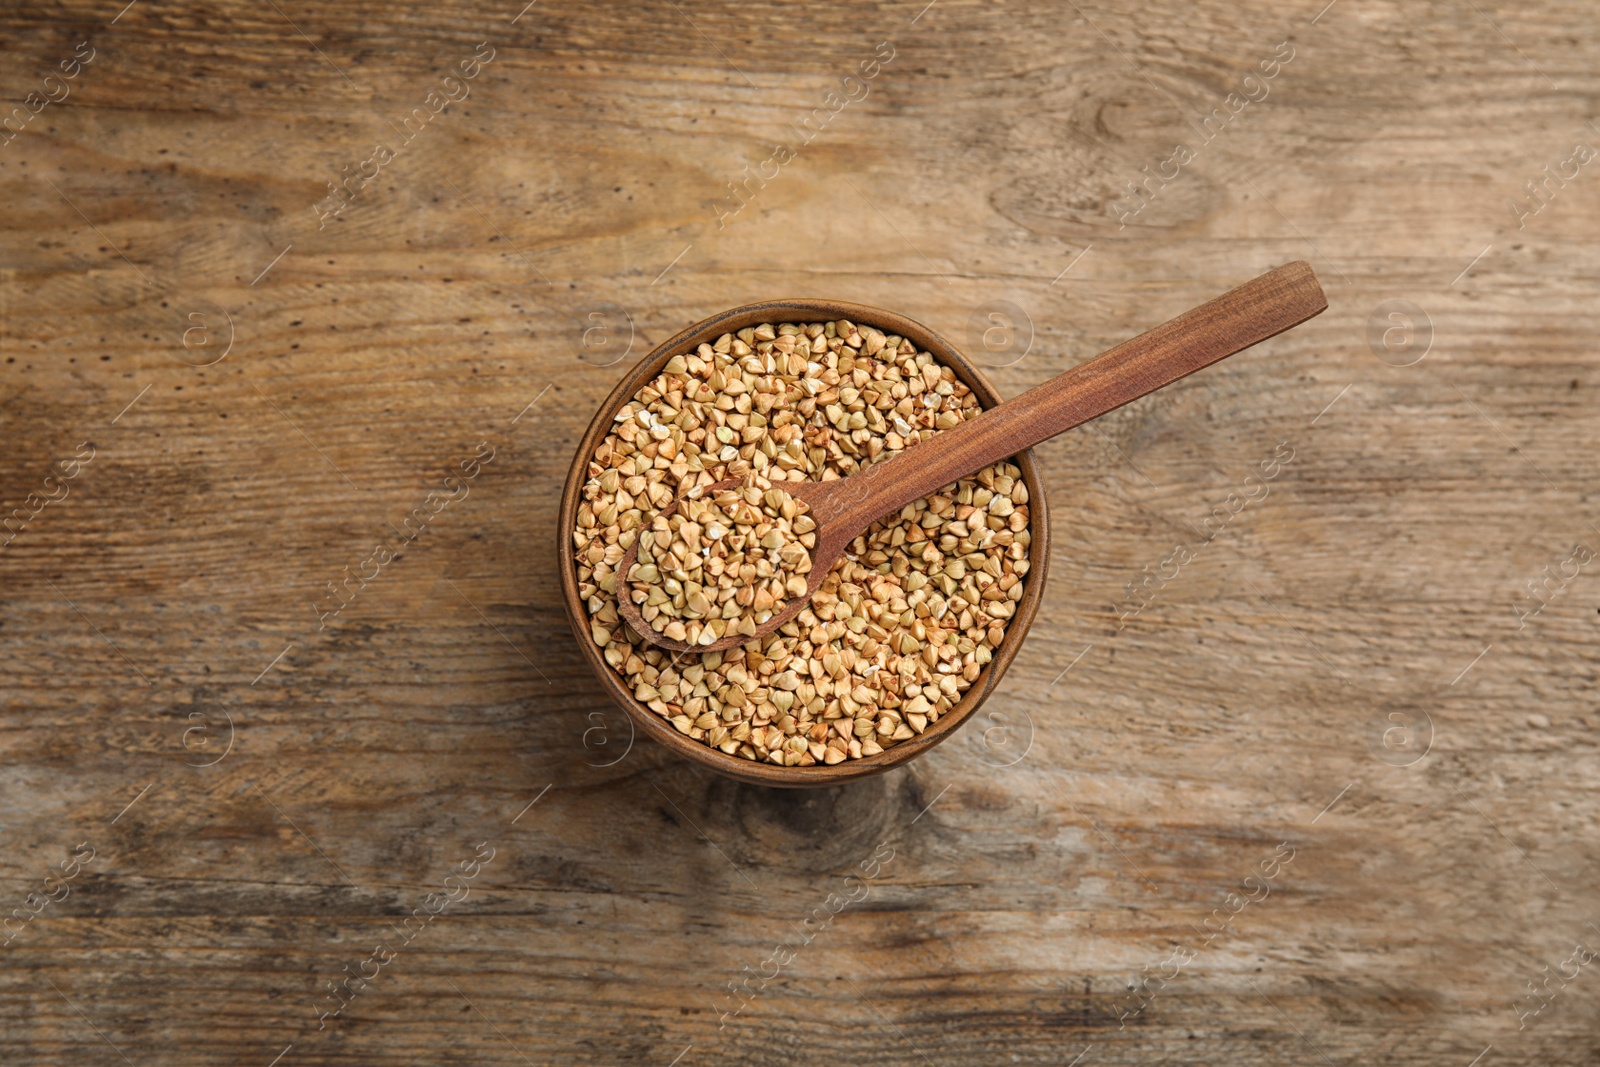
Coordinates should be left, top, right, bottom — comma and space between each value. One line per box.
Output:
618, 261, 1327, 653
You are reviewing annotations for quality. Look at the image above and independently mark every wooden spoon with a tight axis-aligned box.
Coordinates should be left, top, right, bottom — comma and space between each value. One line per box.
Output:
617, 261, 1327, 653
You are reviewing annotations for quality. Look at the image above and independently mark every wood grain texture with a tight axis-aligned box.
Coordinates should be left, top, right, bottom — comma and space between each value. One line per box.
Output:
2, 0, 1599, 1064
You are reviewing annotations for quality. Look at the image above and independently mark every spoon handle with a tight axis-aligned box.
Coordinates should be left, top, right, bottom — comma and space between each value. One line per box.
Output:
820, 261, 1327, 533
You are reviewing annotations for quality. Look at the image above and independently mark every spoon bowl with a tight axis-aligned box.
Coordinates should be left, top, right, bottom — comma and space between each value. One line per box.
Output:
614, 474, 867, 653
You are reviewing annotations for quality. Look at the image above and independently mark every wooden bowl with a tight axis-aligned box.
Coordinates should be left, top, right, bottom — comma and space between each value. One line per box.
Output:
557, 300, 1051, 787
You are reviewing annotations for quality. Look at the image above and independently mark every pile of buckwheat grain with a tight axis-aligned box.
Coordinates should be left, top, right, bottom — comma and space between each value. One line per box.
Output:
626, 472, 814, 645
572, 319, 1031, 767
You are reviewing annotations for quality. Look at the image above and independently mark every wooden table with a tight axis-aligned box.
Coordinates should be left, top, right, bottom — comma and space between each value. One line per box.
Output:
3, 1, 1597, 1063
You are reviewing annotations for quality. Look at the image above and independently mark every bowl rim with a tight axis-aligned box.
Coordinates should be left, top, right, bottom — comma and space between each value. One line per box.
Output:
557, 298, 1051, 787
